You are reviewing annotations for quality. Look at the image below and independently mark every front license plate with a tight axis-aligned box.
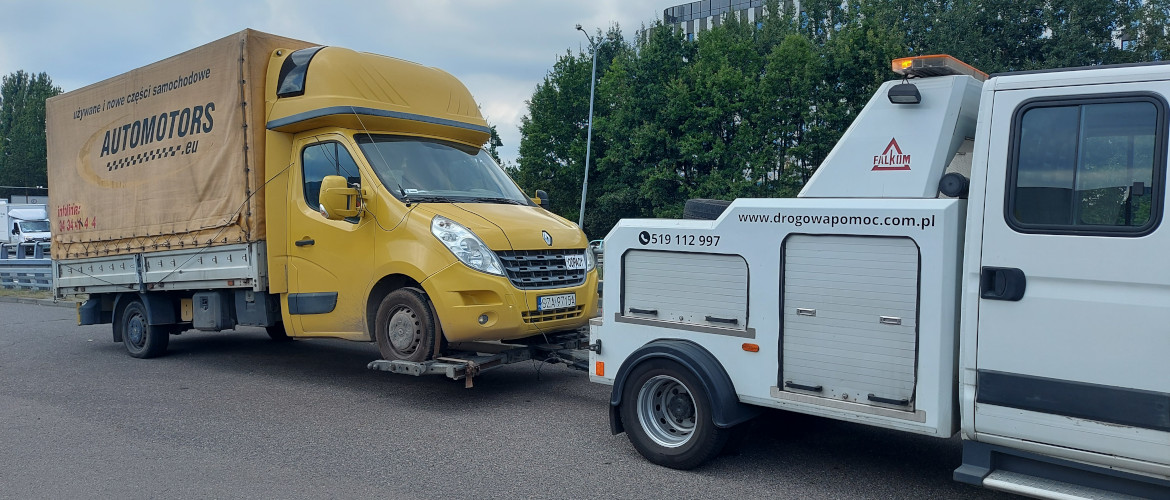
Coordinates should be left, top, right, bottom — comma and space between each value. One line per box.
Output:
537, 293, 576, 311
565, 254, 587, 270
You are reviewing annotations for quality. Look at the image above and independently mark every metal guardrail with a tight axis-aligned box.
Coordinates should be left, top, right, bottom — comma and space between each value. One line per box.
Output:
0, 242, 52, 290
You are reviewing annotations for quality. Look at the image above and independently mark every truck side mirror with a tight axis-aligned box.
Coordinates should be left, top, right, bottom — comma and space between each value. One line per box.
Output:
533, 189, 550, 210
318, 175, 362, 220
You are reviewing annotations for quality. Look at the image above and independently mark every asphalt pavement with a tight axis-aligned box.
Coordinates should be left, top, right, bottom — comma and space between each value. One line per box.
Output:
0, 301, 1011, 499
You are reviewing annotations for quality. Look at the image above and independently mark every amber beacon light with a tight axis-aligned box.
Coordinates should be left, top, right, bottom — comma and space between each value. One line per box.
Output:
891, 54, 988, 81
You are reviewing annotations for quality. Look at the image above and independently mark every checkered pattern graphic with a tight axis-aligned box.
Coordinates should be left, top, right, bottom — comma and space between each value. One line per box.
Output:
106, 145, 183, 171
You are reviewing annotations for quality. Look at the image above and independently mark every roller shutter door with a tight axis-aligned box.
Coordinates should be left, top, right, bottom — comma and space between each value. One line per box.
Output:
622, 250, 748, 330
781, 235, 919, 410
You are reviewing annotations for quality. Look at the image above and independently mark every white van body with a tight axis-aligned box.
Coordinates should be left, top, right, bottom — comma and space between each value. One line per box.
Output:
0, 204, 50, 246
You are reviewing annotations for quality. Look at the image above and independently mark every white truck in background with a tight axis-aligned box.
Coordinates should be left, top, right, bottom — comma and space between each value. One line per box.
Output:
589, 55, 1170, 498
0, 202, 51, 249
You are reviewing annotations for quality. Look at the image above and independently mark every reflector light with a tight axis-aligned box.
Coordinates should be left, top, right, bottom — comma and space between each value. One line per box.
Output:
742, 343, 760, 353
595, 361, 605, 376
891, 55, 987, 81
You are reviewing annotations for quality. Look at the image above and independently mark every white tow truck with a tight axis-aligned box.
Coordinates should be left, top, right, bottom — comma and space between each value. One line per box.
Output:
588, 55, 1170, 498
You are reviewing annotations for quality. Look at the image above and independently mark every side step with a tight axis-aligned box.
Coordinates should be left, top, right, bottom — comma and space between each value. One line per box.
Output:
956, 441, 1170, 500
982, 471, 1146, 500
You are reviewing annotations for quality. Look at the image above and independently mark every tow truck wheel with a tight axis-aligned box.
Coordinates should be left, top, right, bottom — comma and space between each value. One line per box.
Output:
620, 359, 729, 469
118, 300, 169, 359
374, 288, 437, 362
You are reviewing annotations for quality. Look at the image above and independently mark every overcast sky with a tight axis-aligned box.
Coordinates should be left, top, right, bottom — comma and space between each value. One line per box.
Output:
0, 0, 667, 165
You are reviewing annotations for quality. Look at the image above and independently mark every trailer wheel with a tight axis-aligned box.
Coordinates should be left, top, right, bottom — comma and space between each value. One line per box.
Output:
266, 322, 292, 341
374, 288, 437, 362
117, 300, 169, 359
620, 359, 729, 469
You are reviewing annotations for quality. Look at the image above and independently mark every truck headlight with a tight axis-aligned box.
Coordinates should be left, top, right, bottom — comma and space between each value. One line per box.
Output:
586, 246, 597, 272
431, 215, 504, 276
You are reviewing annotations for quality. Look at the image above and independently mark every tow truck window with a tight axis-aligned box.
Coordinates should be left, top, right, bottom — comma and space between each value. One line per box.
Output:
301, 141, 361, 223
1007, 95, 1166, 235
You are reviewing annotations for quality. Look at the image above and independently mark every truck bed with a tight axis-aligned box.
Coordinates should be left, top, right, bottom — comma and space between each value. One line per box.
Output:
54, 242, 268, 297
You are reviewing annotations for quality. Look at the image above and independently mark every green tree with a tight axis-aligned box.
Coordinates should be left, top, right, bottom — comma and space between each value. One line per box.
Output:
0, 71, 61, 198
486, 124, 504, 166
591, 23, 692, 231
513, 26, 624, 236
1041, 0, 1127, 67
515, 0, 1170, 240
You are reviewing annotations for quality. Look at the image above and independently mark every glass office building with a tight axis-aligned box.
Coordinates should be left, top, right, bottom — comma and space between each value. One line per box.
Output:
663, 0, 799, 39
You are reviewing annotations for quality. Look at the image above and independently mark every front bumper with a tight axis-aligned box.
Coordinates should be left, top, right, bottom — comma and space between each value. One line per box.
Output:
423, 263, 599, 342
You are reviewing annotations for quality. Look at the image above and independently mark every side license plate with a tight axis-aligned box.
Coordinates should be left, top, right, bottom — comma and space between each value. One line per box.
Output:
565, 254, 586, 270
538, 293, 576, 311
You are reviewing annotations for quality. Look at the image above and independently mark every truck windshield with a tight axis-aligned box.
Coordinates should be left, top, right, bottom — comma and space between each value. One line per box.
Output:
356, 135, 531, 205
18, 220, 50, 232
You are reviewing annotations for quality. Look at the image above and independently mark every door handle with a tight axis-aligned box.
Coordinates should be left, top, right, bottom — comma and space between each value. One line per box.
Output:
980, 266, 1026, 301
295, 238, 315, 247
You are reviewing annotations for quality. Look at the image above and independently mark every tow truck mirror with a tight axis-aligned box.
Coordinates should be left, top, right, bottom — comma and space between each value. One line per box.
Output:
318, 175, 361, 220
533, 189, 550, 210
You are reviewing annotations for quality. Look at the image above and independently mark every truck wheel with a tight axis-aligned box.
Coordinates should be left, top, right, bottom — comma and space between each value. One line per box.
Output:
118, 300, 169, 358
266, 322, 292, 341
620, 359, 730, 470
374, 289, 437, 362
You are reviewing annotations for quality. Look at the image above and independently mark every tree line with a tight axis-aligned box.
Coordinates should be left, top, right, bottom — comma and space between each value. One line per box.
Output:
511, 0, 1170, 238
0, 71, 60, 201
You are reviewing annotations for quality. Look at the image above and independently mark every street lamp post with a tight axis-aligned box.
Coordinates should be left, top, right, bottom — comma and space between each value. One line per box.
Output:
576, 24, 605, 231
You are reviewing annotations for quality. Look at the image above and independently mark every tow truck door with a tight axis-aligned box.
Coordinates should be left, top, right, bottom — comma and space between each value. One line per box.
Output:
974, 81, 1170, 464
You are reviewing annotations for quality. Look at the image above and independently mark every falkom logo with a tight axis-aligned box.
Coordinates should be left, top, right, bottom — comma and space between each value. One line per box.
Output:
872, 138, 911, 171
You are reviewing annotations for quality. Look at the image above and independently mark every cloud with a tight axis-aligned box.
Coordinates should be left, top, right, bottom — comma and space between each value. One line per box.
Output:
0, 0, 666, 164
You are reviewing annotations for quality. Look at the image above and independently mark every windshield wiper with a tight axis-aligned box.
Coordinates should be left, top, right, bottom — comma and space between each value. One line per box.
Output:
466, 197, 526, 205
408, 195, 457, 204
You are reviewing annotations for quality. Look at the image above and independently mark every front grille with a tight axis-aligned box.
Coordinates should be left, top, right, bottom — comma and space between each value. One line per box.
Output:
522, 305, 584, 324
496, 249, 587, 290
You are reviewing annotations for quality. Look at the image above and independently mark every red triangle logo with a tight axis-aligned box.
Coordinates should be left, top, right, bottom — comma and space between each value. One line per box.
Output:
872, 138, 911, 171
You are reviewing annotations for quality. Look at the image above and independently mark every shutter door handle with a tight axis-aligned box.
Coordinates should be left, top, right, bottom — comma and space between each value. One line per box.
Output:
980, 266, 1026, 301
705, 315, 738, 325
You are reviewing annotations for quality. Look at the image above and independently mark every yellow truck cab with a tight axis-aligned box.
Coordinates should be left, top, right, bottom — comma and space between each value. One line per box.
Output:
49, 30, 597, 361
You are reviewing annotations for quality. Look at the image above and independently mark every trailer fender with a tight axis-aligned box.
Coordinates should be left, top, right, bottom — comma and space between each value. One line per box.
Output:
111, 293, 177, 342
608, 339, 761, 435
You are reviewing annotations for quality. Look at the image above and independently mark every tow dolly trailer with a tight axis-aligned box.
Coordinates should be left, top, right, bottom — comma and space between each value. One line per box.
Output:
368, 329, 597, 388
589, 55, 1170, 498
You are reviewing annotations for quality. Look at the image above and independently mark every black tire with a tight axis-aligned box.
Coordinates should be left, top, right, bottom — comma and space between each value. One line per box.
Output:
117, 300, 169, 359
683, 199, 732, 220
266, 322, 292, 341
374, 288, 438, 362
619, 359, 730, 469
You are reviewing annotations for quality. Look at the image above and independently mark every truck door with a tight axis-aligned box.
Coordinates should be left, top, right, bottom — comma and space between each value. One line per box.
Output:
286, 134, 375, 339
975, 84, 1170, 465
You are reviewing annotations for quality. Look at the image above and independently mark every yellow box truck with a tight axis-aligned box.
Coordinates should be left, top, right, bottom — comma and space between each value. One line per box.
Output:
48, 29, 598, 361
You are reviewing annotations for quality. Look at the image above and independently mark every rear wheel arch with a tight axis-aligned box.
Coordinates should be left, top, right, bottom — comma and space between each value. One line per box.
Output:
609, 339, 760, 435
111, 292, 181, 342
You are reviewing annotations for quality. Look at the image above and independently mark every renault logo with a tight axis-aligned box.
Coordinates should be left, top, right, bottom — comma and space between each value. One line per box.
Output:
542, 231, 553, 246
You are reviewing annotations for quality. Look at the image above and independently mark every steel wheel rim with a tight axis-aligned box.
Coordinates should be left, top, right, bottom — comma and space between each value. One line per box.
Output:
386, 306, 421, 356
125, 311, 146, 349
636, 375, 696, 448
